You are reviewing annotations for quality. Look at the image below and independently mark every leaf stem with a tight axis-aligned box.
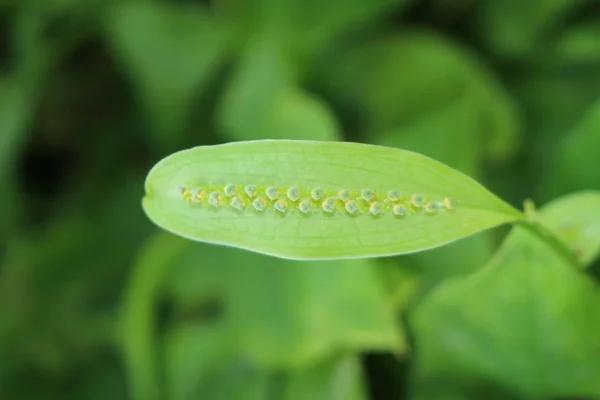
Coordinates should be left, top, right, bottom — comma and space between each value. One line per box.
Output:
515, 201, 580, 270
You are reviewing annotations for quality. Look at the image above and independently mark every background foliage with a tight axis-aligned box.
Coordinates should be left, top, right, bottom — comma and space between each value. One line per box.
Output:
1, 0, 600, 399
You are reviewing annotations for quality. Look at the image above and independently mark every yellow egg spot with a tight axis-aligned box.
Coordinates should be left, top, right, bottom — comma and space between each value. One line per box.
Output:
370, 202, 383, 216
253, 197, 267, 211
424, 201, 437, 215
287, 187, 301, 201
266, 186, 279, 201
393, 204, 407, 217
411, 194, 424, 208
345, 200, 359, 214
387, 190, 401, 202
322, 198, 337, 213
230, 196, 245, 211
208, 192, 222, 207
274, 199, 288, 213
245, 185, 257, 197
298, 200, 312, 214
311, 188, 324, 201
338, 189, 351, 201
224, 184, 237, 197
361, 189, 375, 202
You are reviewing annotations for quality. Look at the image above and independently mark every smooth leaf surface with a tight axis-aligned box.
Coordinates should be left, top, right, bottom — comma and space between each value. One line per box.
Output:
228, 256, 400, 368
283, 355, 367, 400
128, 231, 401, 398
164, 322, 269, 400
319, 32, 520, 164
143, 140, 520, 260
106, 2, 227, 150
477, 0, 584, 57
410, 209, 600, 398
538, 191, 600, 267
162, 238, 401, 368
542, 98, 600, 199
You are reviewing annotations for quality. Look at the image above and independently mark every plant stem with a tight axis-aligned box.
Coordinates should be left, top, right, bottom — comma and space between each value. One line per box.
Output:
515, 217, 580, 270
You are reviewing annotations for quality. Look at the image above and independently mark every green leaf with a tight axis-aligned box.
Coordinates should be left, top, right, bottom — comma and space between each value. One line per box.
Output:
228, 257, 400, 368
410, 216, 600, 398
163, 240, 401, 368
218, 38, 340, 141
542, 98, 600, 199
537, 191, 600, 267
319, 32, 520, 164
164, 322, 269, 400
217, 38, 292, 140
143, 140, 520, 260
105, 2, 227, 150
283, 355, 367, 400
477, 0, 585, 57
136, 233, 400, 387
555, 19, 600, 63
222, 0, 409, 60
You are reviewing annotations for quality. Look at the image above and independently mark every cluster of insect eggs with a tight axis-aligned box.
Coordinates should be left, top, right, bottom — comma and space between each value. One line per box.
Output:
180, 185, 454, 216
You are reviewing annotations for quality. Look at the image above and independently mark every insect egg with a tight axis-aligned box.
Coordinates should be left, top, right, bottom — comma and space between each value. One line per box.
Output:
266, 186, 279, 201
322, 198, 337, 213
393, 204, 407, 217
411, 194, 424, 208
252, 197, 267, 211
244, 185, 257, 198
361, 189, 375, 202
230, 196, 245, 211
287, 187, 301, 201
224, 184, 237, 197
191, 188, 204, 202
387, 190, 401, 202
369, 202, 383, 216
274, 200, 288, 213
180, 186, 192, 200
424, 201, 438, 215
298, 200, 312, 214
338, 189, 351, 201
311, 188, 324, 201
345, 200, 359, 214
208, 192, 222, 207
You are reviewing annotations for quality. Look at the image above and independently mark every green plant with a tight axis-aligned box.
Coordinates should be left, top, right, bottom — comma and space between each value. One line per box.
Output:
142, 139, 600, 399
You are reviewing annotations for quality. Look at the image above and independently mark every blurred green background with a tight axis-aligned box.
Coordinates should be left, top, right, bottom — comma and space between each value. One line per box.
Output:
1, 0, 600, 399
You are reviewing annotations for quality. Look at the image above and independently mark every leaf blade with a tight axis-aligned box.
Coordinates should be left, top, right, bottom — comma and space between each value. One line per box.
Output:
143, 140, 520, 259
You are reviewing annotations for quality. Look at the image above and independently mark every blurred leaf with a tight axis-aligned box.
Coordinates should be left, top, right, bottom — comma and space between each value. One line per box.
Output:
221, 0, 410, 59
555, 19, 600, 63
130, 233, 400, 397
411, 201, 600, 399
542, 97, 600, 198
283, 354, 367, 400
228, 256, 400, 368
537, 191, 600, 267
320, 32, 520, 165
164, 321, 269, 400
217, 37, 293, 140
143, 140, 520, 260
163, 241, 402, 368
265, 86, 341, 141
373, 88, 481, 175
121, 232, 189, 400
105, 2, 228, 150
218, 39, 340, 141
476, 0, 587, 57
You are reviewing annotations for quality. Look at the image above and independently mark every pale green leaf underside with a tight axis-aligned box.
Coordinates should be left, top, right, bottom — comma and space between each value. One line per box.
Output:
143, 140, 520, 259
